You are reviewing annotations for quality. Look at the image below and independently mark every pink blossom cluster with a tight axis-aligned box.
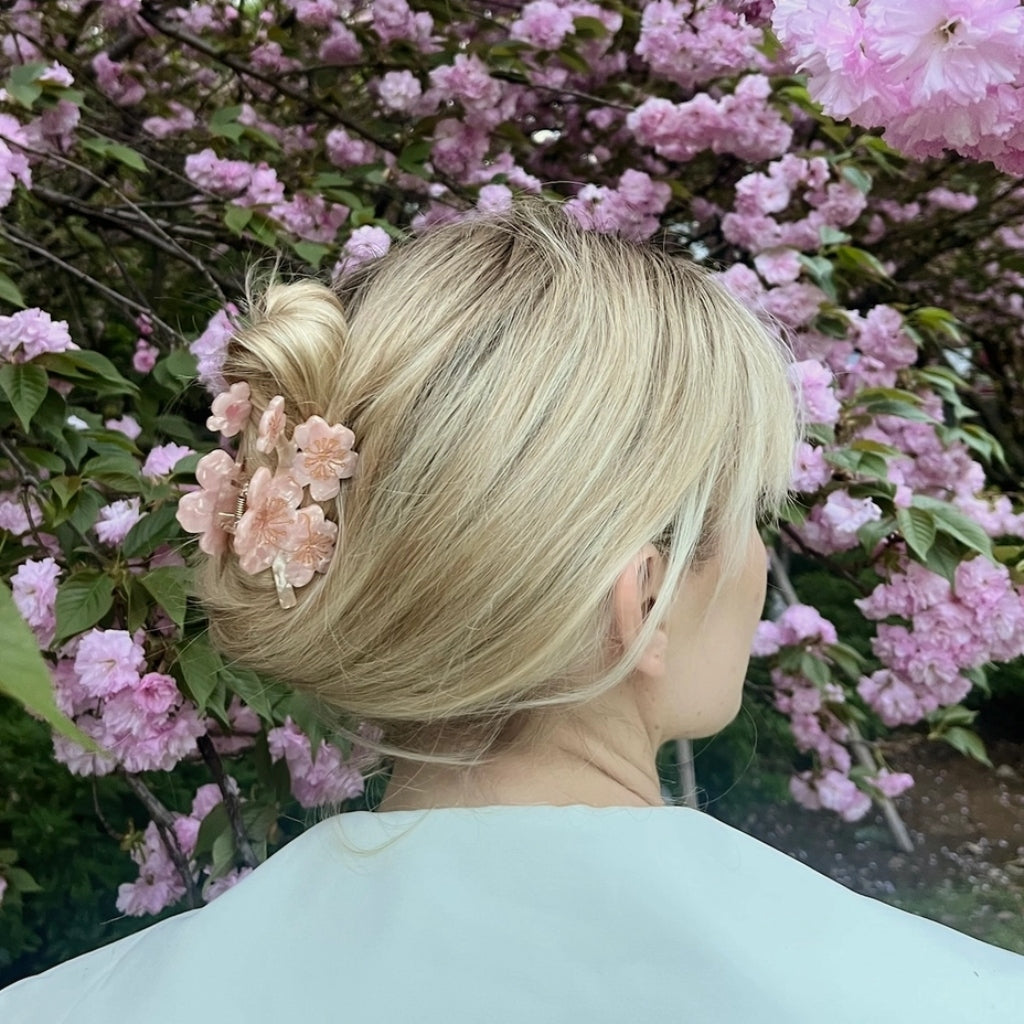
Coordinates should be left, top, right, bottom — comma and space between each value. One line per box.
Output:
116, 782, 252, 916
267, 717, 367, 808
755, 603, 915, 818
190, 304, 238, 393
0, 308, 76, 362
0, 114, 32, 209
50, 630, 205, 776
721, 155, 867, 258
859, 409, 1024, 537
635, 0, 767, 90
772, 0, 1024, 174
755, 605, 875, 821
857, 557, 1024, 726
628, 74, 793, 164
565, 170, 671, 241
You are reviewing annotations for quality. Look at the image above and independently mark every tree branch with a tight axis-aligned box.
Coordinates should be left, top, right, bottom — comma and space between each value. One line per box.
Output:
121, 771, 202, 909
196, 734, 260, 869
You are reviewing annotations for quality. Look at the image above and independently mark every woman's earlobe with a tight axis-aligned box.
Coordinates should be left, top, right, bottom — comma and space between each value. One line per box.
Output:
635, 625, 668, 679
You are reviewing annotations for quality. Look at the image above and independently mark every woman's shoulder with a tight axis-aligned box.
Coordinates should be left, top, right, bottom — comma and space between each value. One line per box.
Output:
2, 806, 1022, 1024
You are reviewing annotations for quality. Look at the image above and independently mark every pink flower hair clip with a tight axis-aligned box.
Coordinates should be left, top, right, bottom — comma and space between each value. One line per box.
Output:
177, 386, 358, 608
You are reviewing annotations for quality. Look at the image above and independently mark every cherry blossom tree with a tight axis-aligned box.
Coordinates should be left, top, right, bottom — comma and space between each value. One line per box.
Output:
2, 0, 1024, 955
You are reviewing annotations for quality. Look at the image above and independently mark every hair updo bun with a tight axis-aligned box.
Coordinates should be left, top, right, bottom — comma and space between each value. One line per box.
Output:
193, 201, 797, 762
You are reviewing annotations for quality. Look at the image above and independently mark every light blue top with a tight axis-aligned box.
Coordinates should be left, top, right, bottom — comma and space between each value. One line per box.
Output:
1, 805, 1022, 1022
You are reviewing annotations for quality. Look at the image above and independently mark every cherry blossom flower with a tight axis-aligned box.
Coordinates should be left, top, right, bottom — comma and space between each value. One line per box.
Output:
73, 629, 146, 698
11, 557, 61, 647
292, 416, 358, 501
233, 467, 303, 574
142, 442, 194, 478
95, 498, 143, 545
206, 381, 252, 437
256, 395, 287, 454
0, 308, 76, 361
176, 449, 242, 556
267, 717, 366, 807
283, 505, 338, 587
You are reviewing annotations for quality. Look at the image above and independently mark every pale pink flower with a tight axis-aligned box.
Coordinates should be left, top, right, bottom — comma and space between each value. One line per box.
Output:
105, 415, 142, 441
777, 604, 838, 647
268, 717, 365, 807
133, 338, 159, 373
283, 505, 338, 587
334, 225, 391, 278
867, 769, 915, 799
233, 467, 303, 574
789, 359, 840, 426
142, 442, 194, 478
95, 498, 143, 545
11, 557, 61, 647
0, 308, 76, 362
751, 619, 782, 657
73, 629, 146, 698
205, 866, 254, 901
293, 416, 358, 501
864, 0, 1024, 106
176, 449, 243, 556
206, 381, 252, 437
191, 305, 238, 393
256, 395, 287, 454
376, 70, 422, 112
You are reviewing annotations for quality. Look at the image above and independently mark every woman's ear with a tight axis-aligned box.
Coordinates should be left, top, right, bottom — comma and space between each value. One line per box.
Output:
612, 543, 668, 679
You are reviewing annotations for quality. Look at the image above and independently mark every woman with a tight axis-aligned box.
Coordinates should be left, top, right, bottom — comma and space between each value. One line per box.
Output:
3, 202, 1022, 1021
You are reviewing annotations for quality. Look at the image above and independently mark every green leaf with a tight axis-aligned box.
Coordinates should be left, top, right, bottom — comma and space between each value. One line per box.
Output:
222, 666, 286, 722
224, 205, 253, 235
797, 651, 832, 688
826, 642, 865, 683
80, 452, 142, 493
67, 486, 104, 535
291, 240, 330, 269
921, 532, 963, 584
0, 581, 97, 744
935, 725, 992, 767
21, 446, 65, 474
194, 803, 230, 858
122, 503, 179, 559
41, 349, 138, 397
140, 566, 190, 629
80, 137, 148, 173
895, 505, 936, 561
6, 62, 46, 108
840, 165, 873, 194
54, 571, 115, 644
912, 496, 993, 559
0, 363, 49, 431
0, 272, 26, 308
177, 635, 224, 711
159, 346, 197, 385
397, 138, 432, 175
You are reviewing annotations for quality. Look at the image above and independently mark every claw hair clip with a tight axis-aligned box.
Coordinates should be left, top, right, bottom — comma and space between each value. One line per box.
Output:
177, 382, 358, 608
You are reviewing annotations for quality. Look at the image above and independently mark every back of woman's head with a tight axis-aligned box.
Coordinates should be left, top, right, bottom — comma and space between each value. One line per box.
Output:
196, 201, 797, 759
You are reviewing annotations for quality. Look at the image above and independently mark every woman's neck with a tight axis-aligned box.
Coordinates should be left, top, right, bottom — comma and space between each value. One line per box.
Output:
379, 699, 664, 811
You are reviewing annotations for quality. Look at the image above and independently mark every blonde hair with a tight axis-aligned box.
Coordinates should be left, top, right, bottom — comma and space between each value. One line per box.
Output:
196, 202, 797, 761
